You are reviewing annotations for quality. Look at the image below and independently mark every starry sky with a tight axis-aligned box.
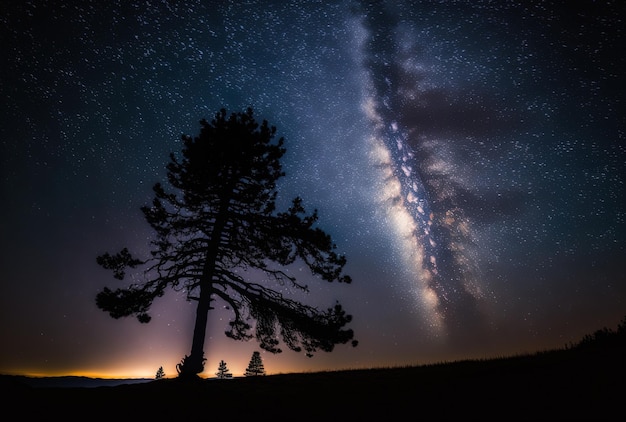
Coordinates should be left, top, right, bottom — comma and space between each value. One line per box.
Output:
1, 0, 625, 378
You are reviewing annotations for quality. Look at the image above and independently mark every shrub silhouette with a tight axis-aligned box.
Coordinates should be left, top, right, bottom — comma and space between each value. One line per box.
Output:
574, 313, 626, 350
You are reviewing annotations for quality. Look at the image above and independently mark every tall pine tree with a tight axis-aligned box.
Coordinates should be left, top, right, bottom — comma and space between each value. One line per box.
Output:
95, 108, 356, 378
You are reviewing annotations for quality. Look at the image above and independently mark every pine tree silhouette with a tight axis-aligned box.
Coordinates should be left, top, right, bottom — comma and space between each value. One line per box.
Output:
215, 360, 233, 379
155, 366, 165, 380
94, 108, 357, 379
244, 351, 266, 376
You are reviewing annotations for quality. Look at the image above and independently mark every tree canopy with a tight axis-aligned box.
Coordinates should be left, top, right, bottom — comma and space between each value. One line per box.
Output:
95, 108, 357, 378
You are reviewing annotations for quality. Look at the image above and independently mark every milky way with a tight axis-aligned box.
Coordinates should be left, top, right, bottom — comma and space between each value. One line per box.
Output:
350, 1, 626, 350
1, 0, 624, 377
356, 2, 490, 343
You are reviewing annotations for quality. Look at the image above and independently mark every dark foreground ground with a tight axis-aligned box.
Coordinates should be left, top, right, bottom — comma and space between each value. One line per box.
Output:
2, 346, 623, 421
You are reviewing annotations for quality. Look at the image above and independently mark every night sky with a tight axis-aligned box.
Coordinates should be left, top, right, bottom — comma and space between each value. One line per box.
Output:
1, 0, 625, 379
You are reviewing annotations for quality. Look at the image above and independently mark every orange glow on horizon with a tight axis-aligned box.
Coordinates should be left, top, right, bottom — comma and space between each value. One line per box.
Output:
1, 358, 424, 380
0, 363, 323, 380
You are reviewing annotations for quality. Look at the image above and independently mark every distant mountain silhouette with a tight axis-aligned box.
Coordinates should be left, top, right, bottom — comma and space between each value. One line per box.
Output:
1, 375, 152, 389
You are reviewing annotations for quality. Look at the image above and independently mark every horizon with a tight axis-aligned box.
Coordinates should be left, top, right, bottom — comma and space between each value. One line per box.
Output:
1, 338, 594, 380
1, 341, 574, 380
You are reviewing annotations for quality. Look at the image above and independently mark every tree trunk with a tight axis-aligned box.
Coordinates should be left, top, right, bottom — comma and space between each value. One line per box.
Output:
179, 282, 212, 378
178, 199, 231, 378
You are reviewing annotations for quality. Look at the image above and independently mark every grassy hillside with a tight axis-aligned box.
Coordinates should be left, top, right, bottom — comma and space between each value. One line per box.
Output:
3, 344, 623, 421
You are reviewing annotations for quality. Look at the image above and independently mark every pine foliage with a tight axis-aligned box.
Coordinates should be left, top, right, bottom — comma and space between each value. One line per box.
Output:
215, 360, 233, 379
244, 351, 266, 376
155, 366, 165, 380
